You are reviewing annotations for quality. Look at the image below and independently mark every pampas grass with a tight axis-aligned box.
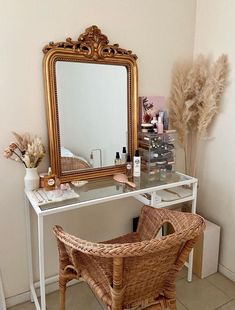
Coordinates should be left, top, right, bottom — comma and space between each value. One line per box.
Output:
168, 61, 191, 146
168, 54, 229, 176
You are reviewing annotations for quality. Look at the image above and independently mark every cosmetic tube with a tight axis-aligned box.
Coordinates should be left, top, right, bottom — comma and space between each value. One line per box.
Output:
157, 116, 163, 134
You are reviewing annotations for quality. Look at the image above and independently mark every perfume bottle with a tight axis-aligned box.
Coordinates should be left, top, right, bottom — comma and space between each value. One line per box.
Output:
115, 152, 122, 165
44, 167, 56, 191
151, 116, 158, 132
121, 147, 127, 164
126, 154, 132, 178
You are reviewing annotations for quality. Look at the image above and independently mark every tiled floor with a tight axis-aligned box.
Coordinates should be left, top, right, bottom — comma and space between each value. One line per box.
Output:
9, 271, 235, 310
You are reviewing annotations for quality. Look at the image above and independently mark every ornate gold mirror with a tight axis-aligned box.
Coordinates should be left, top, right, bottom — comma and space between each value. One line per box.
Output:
43, 25, 138, 182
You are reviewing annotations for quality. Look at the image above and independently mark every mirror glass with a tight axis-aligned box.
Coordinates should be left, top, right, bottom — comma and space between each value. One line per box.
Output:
56, 61, 128, 171
43, 25, 138, 182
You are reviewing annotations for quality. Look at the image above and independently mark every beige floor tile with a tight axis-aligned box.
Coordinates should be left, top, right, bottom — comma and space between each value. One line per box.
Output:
177, 267, 188, 280
8, 302, 35, 310
176, 299, 188, 310
216, 299, 235, 309
207, 273, 235, 299
176, 277, 230, 310
46, 282, 103, 310
9, 282, 103, 310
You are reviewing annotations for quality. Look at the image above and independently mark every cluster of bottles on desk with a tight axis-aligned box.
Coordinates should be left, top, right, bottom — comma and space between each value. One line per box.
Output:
115, 147, 141, 178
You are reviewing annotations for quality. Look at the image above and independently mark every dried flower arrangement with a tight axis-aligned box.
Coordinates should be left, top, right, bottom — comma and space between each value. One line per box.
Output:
168, 54, 229, 176
3, 132, 45, 168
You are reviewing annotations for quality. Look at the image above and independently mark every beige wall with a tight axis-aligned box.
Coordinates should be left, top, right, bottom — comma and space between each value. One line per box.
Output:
0, 0, 196, 301
194, 0, 235, 281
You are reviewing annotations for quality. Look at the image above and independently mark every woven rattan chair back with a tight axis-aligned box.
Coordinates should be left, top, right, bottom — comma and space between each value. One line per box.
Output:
53, 206, 205, 310
60, 156, 91, 172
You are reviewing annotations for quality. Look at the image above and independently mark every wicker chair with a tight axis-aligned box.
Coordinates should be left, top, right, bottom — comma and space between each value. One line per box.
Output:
53, 206, 205, 310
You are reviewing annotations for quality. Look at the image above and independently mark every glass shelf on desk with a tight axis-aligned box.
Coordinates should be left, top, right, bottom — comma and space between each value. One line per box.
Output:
25, 171, 196, 213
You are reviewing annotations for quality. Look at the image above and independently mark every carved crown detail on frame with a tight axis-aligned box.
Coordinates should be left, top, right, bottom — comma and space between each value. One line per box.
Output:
43, 25, 137, 60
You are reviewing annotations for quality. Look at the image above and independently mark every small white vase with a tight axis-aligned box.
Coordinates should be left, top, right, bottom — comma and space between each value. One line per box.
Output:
24, 167, 40, 191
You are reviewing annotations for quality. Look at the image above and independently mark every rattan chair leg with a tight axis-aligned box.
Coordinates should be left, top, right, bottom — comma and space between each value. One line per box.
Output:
111, 257, 124, 310
59, 278, 66, 310
168, 299, 176, 310
111, 288, 124, 310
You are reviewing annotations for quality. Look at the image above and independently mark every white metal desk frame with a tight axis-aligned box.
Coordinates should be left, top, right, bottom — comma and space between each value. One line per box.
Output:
25, 172, 198, 310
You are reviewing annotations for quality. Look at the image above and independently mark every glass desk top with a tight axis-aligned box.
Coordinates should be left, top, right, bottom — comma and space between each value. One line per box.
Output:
26, 171, 197, 214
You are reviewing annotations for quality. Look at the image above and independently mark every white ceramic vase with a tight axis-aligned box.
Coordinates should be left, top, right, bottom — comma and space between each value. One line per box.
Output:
24, 167, 40, 191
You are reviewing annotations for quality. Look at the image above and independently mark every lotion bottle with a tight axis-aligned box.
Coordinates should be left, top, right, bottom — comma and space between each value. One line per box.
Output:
157, 116, 163, 134
133, 150, 141, 177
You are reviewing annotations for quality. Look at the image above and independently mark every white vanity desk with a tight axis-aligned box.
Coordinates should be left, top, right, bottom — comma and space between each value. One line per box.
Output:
25, 171, 197, 310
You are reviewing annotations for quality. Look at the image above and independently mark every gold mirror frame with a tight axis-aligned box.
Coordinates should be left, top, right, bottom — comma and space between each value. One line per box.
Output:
43, 25, 138, 182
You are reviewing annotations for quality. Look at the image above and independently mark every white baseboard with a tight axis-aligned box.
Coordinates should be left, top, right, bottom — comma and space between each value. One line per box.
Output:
5, 278, 79, 308
219, 264, 235, 283
0, 270, 6, 310
6, 291, 32, 308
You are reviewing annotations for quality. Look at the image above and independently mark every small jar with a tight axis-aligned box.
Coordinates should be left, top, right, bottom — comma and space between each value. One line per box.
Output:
141, 123, 153, 133
39, 172, 47, 188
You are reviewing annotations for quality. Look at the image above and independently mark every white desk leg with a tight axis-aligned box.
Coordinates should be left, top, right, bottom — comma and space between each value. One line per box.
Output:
38, 215, 46, 310
187, 181, 198, 282
24, 197, 34, 303
150, 191, 156, 207
191, 181, 198, 214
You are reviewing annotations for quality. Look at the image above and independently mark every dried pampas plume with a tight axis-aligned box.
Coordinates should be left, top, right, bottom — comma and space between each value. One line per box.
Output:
198, 55, 229, 136
168, 61, 191, 146
168, 54, 229, 176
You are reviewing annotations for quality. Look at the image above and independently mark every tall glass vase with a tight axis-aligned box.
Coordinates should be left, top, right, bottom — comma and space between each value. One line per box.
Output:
24, 167, 40, 191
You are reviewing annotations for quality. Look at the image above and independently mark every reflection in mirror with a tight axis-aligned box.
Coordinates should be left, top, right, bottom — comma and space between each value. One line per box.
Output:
56, 61, 128, 172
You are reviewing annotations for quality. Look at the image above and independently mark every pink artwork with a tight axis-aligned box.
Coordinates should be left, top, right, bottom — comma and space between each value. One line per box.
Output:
139, 96, 165, 124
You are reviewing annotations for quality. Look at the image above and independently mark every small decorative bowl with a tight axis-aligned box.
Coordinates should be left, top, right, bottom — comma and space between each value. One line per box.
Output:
71, 180, 88, 187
